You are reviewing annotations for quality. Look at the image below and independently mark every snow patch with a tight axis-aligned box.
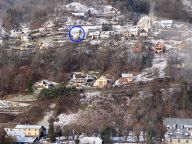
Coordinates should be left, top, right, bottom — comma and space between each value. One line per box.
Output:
54, 113, 78, 126
135, 54, 167, 82
38, 111, 53, 129
66, 2, 88, 13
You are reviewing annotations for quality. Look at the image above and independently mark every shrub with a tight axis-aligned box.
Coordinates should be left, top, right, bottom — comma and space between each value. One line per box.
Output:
39, 87, 78, 100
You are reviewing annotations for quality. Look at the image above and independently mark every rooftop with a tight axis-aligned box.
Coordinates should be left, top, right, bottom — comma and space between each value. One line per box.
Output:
15, 125, 44, 130
164, 118, 192, 139
16, 137, 37, 143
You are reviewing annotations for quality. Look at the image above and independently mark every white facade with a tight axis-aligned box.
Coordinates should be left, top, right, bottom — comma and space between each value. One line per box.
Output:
80, 137, 102, 144
137, 15, 151, 32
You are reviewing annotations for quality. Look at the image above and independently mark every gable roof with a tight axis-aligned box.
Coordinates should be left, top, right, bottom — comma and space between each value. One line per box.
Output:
122, 73, 133, 78
164, 118, 192, 128
42, 80, 53, 85
15, 125, 44, 130
163, 118, 192, 139
16, 137, 37, 143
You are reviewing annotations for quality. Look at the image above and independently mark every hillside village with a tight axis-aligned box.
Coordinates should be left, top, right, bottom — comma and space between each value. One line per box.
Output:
1, 0, 192, 144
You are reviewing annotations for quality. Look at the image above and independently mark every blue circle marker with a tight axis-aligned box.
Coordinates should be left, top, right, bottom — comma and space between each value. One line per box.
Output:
68, 26, 85, 43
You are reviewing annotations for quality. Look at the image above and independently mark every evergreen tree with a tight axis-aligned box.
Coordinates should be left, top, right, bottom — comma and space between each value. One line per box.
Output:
48, 118, 56, 143
87, 9, 92, 17
100, 125, 112, 144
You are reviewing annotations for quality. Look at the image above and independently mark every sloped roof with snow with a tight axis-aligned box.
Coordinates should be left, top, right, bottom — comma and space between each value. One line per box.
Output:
5, 129, 25, 137
122, 73, 133, 78
66, 2, 88, 13
15, 125, 44, 130
16, 137, 37, 143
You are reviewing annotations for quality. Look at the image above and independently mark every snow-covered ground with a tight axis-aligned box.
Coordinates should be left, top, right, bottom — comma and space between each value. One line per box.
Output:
80, 137, 102, 144
65, 2, 119, 15
182, 0, 192, 7
38, 111, 53, 129
54, 113, 78, 126
38, 110, 78, 129
66, 2, 89, 13
134, 54, 167, 82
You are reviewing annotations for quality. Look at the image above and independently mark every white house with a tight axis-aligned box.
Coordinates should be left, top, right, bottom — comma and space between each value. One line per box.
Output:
10, 29, 22, 38
21, 34, 31, 42
99, 31, 114, 39
4, 128, 25, 137
80, 137, 102, 144
128, 26, 139, 37
33, 80, 58, 90
88, 31, 100, 39
72, 13, 85, 19
21, 24, 30, 34
159, 20, 173, 29
163, 118, 192, 144
69, 72, 96, 87
137, 15, 151, 32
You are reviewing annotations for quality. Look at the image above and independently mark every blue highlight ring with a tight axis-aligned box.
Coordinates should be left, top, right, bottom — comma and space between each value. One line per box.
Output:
68, 26, 85, 43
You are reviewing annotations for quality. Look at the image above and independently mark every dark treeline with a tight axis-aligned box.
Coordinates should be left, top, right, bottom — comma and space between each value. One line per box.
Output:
109, 0, 192, 22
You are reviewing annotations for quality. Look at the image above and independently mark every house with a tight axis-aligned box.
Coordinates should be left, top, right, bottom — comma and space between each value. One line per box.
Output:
159, 20, 173, 29
69, 26, 89, 40
94, 76, 112, 88
99, 31, 114, 39
88, 31, 100, 40
163, 118, 192, 144
10, 29, 22, 38
111, 131, 146, 143
128, 26, 139, 37
80, 137, 102, 144
152, 42, 165, 54
14, 125, 46, 138
5, 128, 25, 137
21, 24, 30, 34
20, 34, 32, 42
138, 29, 148, 37
72, 13, 85, 19
71, 72, 87, 87
123, 30, 130, 38
69, 72, 96, 87
39, 42, 50, 50
33, 80, 58, 90
43, 21, 55, 31
114, 73, 133, 87
4, 128, 38, 144
120, 73, 133, 84
151, 21, 162, 33
110, 7, 119, 13
15, 137, 38, 144
137, 15, 151, 32
20, 43, 36, 50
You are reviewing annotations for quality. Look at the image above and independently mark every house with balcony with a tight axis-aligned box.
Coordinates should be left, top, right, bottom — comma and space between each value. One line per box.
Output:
163, 118, 192, 144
